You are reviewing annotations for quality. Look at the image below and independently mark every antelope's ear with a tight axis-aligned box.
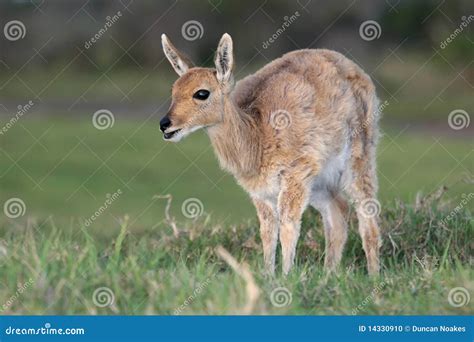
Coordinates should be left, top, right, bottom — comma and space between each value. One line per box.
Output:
214, 33, 234, 83
161, 34, 194, 76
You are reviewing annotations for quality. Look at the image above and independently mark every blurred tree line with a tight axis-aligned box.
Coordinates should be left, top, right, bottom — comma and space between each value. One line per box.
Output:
0, 0, 472, 72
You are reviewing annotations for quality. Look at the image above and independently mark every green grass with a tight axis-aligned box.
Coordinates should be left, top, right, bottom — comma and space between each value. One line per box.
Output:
0, 117, 472, 315
0, 118, 472, 228
0, 198, 472, 314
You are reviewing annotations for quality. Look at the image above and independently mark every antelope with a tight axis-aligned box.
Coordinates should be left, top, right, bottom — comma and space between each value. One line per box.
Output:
160, 33, 381, 276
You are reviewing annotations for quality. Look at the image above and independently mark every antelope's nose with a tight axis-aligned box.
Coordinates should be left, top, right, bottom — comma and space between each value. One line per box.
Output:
160, 116, 171, 132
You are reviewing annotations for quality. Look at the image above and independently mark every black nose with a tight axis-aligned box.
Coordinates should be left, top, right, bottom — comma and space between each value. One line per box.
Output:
160, 116, 171, 132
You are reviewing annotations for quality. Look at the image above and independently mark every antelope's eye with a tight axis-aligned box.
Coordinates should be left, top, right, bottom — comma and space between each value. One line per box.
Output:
193, 89, 210, 100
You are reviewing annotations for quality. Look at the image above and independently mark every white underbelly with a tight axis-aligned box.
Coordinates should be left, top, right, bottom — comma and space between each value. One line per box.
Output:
310, 144, 350, 206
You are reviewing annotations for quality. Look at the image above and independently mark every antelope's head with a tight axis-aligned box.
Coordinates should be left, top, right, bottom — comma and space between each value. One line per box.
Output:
159, 33, 234, 142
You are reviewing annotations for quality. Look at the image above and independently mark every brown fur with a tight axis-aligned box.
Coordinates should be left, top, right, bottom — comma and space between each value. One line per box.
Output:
161, 33, 381, 275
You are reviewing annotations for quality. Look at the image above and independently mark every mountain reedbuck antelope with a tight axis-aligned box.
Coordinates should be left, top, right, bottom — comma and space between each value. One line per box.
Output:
160, 33, 381, 276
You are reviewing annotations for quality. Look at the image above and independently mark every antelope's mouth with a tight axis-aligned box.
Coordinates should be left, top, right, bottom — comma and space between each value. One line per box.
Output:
163, 129, 181, 140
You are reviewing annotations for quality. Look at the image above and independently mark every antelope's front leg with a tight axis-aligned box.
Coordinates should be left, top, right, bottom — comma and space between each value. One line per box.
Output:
253, 198, 278, 275
278, 176, 311, 275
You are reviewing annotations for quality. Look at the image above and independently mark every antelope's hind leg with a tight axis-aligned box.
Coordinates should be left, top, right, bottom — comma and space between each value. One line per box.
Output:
311, 192, 349, 272
348, 143, 381, 275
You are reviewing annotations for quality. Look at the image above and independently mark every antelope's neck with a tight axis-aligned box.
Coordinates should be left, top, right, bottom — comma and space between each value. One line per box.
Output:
207, 97, 261, 177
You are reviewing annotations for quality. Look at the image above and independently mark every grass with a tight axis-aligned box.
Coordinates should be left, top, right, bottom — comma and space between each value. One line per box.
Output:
0, 115, 472, 315
0, 118, 472, 227
0, 195, 472, 315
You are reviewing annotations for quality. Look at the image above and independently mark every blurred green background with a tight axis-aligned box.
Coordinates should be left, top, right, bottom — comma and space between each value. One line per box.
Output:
0, 0, 472, 230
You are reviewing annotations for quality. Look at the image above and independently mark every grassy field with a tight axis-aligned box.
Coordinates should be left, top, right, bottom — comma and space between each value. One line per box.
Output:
0, 118, 472, 227
0, 117, 472, 314
0, 196, 472, 314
